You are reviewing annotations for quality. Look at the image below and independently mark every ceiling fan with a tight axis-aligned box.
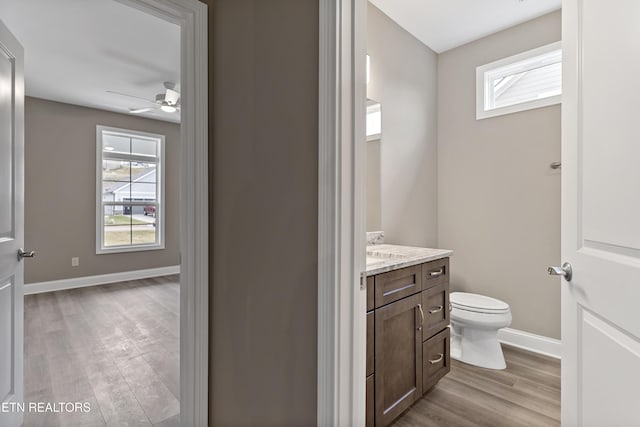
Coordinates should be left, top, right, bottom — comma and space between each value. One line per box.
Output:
108, 81, 181, 114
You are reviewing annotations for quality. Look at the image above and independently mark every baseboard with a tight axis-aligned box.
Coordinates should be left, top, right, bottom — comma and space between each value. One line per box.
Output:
24, 265, 180, 295
498, 327, 561, 359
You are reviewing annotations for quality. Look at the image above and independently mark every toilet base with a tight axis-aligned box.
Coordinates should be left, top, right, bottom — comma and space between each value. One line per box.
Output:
450, 325, 507, 370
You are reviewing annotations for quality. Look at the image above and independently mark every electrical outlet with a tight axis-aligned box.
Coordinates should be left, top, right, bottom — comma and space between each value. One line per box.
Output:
71, 257, 79, 267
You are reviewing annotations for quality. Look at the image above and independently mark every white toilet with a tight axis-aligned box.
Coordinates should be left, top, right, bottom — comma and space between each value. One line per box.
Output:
449, 292, 512, 370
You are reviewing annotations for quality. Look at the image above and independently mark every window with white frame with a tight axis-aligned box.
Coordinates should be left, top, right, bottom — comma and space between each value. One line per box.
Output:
476, 41, 562, 120
96, 126, 165, 253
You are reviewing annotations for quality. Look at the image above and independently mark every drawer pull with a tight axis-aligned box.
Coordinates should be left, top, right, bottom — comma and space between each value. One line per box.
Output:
382, 283, 416, 297
428, 353, 444, 364
417, 303, 424, 330
429, 269, 444, 278
428, 305, 443, 314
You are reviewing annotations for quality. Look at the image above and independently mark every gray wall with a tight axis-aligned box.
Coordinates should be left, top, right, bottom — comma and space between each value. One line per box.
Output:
366, 4, 439, 246
207, 1, 318, 425
24, 97, 180, 284
437, 11, 562, 339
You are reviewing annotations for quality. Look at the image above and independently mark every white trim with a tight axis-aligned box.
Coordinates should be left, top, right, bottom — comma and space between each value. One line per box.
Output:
318, 0, 367, 425
317, 0, 337, 422
24, 265, 180, 295
476, 41, 562, 120
498, 327, 562, 359
113, 1, 208, 426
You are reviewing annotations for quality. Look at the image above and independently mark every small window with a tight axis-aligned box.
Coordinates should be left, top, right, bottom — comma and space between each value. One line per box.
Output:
476, 42, 562, 120
96, 126, 165, 254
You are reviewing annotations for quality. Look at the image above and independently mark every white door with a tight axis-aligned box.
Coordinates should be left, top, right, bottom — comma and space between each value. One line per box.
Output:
561, 1, 640, 425
0, 19, 24, 427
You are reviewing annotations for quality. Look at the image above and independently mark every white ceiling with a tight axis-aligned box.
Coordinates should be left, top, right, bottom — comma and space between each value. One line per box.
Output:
0, 0, 561, 122
369, 0, 562, 53
0, 0, 181, 123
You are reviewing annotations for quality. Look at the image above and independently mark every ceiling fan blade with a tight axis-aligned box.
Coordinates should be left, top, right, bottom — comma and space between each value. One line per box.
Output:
129, 107, 154, 114
165, 88, 180, 105
107, 90, 156, 104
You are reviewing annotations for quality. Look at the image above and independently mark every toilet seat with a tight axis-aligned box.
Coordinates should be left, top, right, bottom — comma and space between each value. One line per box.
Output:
450, 292, 510, 314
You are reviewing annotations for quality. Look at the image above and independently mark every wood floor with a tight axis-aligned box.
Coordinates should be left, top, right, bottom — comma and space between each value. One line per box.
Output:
393, 345, 561, 427
24, 277, 559, 427
23, 275, 180, 427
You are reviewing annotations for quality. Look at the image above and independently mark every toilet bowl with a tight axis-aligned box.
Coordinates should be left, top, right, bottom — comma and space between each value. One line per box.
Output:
449, 292, 512, 370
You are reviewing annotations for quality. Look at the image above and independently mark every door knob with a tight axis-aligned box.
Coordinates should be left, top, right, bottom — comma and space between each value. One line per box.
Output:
548, 262, 572, 282
17, 249, 35, 261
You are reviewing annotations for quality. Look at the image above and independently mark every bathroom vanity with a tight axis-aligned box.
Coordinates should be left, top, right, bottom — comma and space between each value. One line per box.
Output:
365, 245, 452, 427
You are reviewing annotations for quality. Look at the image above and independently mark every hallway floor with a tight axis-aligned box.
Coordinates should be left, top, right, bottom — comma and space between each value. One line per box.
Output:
23, 275, 180, 427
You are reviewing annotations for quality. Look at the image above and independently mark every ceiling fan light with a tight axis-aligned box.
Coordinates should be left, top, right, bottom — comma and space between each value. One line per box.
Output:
161, 105, 177, 113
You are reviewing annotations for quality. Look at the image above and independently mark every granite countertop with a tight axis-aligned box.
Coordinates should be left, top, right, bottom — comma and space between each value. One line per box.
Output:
366, 244, 453, 276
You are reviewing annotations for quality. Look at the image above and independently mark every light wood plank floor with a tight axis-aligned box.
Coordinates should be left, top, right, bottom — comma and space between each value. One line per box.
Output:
23, 275, 180, 427
393, 345, 561, 427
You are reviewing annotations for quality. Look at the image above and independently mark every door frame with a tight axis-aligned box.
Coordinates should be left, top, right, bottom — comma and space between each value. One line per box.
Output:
317, 0, 367, 425
114, 1, 209, 425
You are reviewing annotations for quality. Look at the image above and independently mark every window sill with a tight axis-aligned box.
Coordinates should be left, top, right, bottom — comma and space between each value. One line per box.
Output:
96, 243, 165, 255
476, 95, 561, 120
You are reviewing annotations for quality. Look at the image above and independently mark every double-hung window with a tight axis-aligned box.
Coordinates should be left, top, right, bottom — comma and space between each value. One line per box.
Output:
476, 41, 562, 119
97, 126, 165, 253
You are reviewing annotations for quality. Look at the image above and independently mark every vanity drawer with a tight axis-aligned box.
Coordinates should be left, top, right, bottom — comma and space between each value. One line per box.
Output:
422, 328, 450, 394
367, 276, 374, 312
374, 265, 422, 308
421, 282, 450, 341
367, 311, 374, 377
422, 258, 449, 291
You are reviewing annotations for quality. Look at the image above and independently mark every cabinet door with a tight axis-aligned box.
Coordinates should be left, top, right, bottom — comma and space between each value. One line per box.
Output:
421, 282, 450, 340
374, 294, 422, 426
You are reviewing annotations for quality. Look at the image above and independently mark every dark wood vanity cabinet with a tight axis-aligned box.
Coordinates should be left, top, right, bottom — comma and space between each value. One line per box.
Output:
366, 258, 451, 427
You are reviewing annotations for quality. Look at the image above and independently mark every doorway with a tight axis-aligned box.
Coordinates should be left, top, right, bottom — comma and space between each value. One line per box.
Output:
0, 0, 208, 425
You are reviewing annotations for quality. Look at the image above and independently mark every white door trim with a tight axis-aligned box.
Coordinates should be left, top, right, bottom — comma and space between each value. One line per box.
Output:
115, 1, 208, 426
318, 0, 367, 425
